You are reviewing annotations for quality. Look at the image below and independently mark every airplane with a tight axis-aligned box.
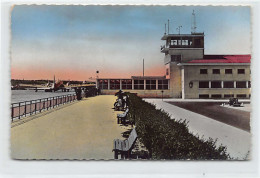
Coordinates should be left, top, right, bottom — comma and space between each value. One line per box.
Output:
33, 76, 96, 92
34, 75, 70, 92
45, 80, 52, 87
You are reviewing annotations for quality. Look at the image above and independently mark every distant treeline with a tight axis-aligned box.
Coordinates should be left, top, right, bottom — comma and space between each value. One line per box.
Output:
11, 79, 95, 86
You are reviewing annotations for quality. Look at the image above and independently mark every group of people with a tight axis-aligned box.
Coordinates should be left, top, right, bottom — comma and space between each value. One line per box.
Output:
75, 87, 101, 100
114, 90, 128, 111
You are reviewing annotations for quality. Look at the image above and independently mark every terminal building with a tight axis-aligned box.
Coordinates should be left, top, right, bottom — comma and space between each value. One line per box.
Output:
97, 20, 251, 99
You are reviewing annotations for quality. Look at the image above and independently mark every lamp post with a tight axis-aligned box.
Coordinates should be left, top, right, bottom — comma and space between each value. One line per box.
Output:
161, 90, 164, 101
96, 70, 99, 79
96, 70, 99, 89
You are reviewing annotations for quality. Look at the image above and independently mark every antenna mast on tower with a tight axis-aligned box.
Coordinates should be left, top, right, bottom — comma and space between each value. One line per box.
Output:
191, 10, 197, 33
176, 26, 182, 35
167, 19, 170, 34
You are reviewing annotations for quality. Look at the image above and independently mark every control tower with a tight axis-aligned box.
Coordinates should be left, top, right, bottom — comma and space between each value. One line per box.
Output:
161, 32, 204, 64
161, 29, 204, 98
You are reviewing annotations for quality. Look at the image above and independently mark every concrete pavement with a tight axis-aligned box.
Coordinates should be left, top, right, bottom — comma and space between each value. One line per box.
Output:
11, 95, 126, 160
145, 99, 251, 160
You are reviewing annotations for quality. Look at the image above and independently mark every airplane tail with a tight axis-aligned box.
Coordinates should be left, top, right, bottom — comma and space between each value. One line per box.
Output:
52, 75, 55, 88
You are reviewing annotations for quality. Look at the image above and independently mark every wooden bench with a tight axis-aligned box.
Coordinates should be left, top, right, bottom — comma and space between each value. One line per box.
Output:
117, 108, 129, 124
114, 98, 125, 111
112, 128, 138, 159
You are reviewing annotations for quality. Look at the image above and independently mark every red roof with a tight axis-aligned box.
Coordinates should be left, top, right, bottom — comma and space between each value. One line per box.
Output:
188, 55, 251, 64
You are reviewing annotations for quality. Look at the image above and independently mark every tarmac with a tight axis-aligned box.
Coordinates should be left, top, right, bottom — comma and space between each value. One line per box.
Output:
11, 95, 127, 160
145, 98, 251, 160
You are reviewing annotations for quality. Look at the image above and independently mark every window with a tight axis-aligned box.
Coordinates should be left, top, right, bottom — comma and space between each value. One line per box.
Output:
237, 94, 247, 98
182, 40, 188, 45
248, 81, 251, 88
122, 79, 132, 89
110, 79, 120, 90
171, 55, 181, 62
225, 69, 232, 74
171, 40, 177, 45
199, 94, 209, 99
236, 81, 247, 88
224, 94, 234, 98
134, 80, 144, 90
238, 69, 245, 74
200, 69, 207, 74
212, 69, 220, 74
98, 79, 108, 89
211, 81, 221, 88
199, 81, 209, 88
146, 80, 156, 90
224, 81, 234, 88
158, 80, 169, 90
194, 39, 201, 46
211, 94, 222, 99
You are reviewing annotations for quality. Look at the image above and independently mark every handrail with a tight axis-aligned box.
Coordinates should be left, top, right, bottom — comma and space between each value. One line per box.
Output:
11, 93, 77, 122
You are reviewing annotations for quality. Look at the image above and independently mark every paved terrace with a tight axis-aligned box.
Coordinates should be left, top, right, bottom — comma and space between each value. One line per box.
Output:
11, 95, 127, 160
145, 98, 251, 160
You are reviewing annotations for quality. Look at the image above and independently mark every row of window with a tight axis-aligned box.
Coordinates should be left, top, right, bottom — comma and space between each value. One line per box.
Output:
98, 79, 169, 90
169, 40, 192, 46
200, 68, 246, 74
167, 39, 202, 47
199, 81, 251, 89
199, 94, 249, 99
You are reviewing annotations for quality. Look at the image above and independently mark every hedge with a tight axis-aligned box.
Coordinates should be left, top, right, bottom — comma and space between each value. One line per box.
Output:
126, 93, 230, 160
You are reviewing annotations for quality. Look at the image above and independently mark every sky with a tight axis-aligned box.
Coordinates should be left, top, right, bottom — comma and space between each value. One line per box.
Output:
11, 5, 251, 80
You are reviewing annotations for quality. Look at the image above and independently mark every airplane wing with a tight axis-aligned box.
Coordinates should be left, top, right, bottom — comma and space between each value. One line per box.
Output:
27, 87, 53, 91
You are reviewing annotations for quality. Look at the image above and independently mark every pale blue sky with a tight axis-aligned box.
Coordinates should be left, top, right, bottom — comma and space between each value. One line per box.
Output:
11, 5, 251, 80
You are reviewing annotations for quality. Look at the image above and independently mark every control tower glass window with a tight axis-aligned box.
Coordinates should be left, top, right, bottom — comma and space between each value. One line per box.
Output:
195, 39, 201, 47
163, 34, 204, 49
182, 40, 189, 46
171, 40, 177, 46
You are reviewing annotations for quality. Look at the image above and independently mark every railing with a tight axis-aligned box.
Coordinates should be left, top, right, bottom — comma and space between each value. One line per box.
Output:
11, 94, 77, 122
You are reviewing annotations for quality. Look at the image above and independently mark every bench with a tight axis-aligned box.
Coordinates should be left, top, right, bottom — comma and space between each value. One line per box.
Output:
114, 98, 125, 111
117, 108, 129, 124
112, 128, 138, 159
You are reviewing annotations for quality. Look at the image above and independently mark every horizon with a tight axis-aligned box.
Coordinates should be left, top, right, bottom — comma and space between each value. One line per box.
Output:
11, 5, 251, 80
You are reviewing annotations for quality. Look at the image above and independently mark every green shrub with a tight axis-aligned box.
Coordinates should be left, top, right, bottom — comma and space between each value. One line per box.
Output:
126, 93, 230, 160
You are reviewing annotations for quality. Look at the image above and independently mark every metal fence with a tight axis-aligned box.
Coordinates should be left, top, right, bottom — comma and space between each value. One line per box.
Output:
11, 94, 77, 122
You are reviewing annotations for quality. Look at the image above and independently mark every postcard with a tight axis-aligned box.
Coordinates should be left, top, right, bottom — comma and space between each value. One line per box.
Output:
10, 5, 251, 160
